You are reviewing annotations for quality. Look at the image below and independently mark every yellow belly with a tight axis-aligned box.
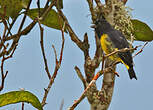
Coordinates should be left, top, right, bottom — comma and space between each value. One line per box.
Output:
100, 34, 129, 69
100, 34, 120, 61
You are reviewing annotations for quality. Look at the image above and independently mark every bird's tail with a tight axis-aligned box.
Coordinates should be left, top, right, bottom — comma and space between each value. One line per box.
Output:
128, 67, 137, 80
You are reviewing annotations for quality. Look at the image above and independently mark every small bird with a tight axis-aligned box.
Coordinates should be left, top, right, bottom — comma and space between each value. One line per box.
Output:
94, 15, 137, 80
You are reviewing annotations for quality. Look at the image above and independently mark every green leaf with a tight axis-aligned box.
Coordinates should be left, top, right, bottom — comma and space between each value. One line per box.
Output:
131, 19, 153, 41
0, 0, 23, 18
27, 8, 65, 31
0, 91, 43, 110
22, 0, 30, 9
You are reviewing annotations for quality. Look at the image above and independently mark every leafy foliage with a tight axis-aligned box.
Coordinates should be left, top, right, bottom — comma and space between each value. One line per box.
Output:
0, 0, 28, 18
0, 91, 43, 110
132, 19, 153, 41
27, 8, 65, 31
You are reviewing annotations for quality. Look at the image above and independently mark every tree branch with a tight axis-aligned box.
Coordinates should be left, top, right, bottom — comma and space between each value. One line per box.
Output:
0, 44, 16, 91
41, 20, 65, 107
38, 20, 51, 79
59, 99, 64, 110
57, 10, 83, 49
86, 0, 96, 21
95, 0, 103, 9
69, 65, 116, 110
133, 42, 148, 57
0, 0, 56, 58
75, 66, 87, 89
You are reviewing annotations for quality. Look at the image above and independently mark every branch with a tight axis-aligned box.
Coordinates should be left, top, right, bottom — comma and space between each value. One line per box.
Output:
69, 42, 136, 109
41, 21, 65, 107
88, 58, 120, 110
58, 5, 104, 110
38, 20, 51, 79
22, 102, 24, 110
39, 0, 56, 21
0, 44, 17, 91
59, 99, 64, 110
0, 15, 12, 51
69, 66, 115, 110
18, 0, 32, 33
86, 0, 96, 21
105, 46, 138, 58
57, 10, 85, 50
92, 34, 102, 69
5, 17, 17, 37
94, 0, 103, 9
0, 0, 33, 59
58, 9, 100, 82
0, 0, 56, 58
133, 42, 148, 57
69, 0, 126, 109
58, 1, 136, 110
74, 66, 87, 89
5, 19, 37, 41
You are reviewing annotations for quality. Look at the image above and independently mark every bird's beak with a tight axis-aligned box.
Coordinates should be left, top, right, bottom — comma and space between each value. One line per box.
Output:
90, 24, 96, 29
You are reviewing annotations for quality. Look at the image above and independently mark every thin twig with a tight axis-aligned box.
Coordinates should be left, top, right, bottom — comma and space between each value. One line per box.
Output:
133, 42, 148, 57
0, 44, 17, 91
18, 0, 32, 33
57, 9, 83, 49
41, 20, 65, 107
0, 0, 32, 60
41, 0, 52, 17
0, 15, 10, 51
2, 20, 7, 39
59, 23, 65, 63
86, 0, 96, 21
5, 19, 37, 41
1, 0, 55, 58
0, 14, 10, 38
74, 66, 87, 88
105, 46, 138, 58
52, 45, 58, 63
0, 37, 7, 50
39, 0, 56, 21
38, 20, 51, 79
22, 102, 24, 110
59, 99, 64, 110
0, 19, 37, 58
5, 17, 17, 37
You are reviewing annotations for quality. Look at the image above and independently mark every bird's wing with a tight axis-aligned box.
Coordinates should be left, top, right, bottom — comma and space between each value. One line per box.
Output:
107, 30, 129, 49
107, 30, 133, 67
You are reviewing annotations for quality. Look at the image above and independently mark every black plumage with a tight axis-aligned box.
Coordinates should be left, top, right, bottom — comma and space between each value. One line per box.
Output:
94, 15, 137, 80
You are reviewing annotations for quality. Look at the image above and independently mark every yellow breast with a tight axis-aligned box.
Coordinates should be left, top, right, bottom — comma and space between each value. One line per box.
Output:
100, 34, 110, 54
100, 34, 120, 61
100, 34, 129, 69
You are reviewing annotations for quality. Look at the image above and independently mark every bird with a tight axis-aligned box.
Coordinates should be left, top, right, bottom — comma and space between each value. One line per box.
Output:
94, 15, 137, 80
